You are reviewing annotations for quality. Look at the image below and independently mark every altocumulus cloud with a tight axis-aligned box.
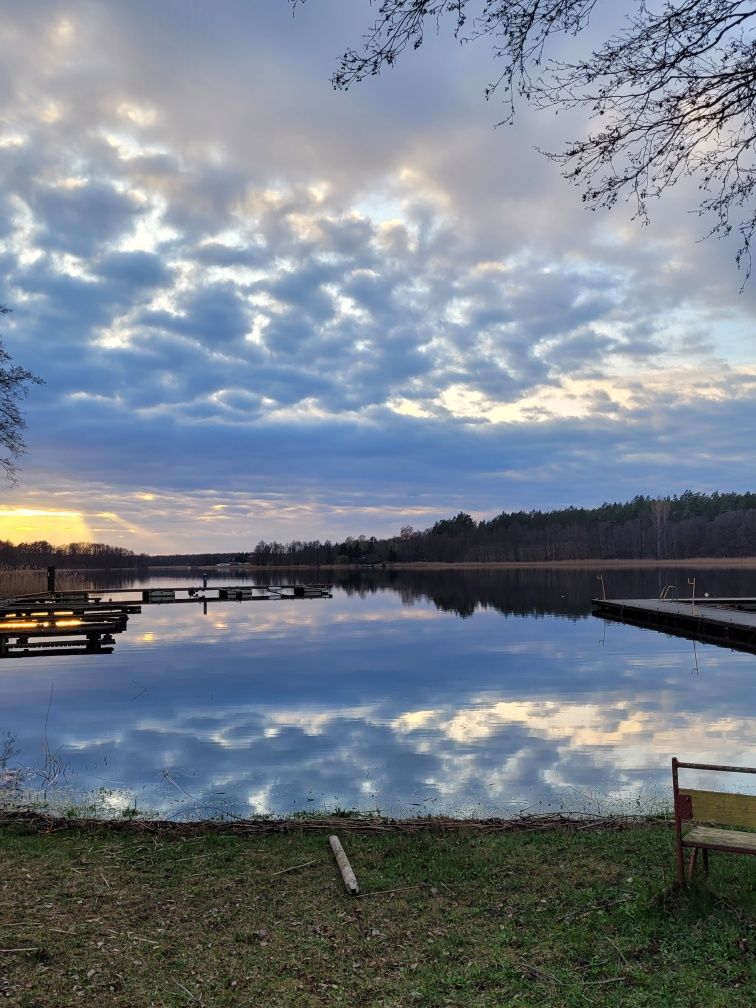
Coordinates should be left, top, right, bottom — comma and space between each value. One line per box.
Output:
0, 0, 755, 549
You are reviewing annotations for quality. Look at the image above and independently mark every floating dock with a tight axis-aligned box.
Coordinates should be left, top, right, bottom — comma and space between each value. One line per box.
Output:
135, 584, 333, 604
0, 584, 332, 612
0, 584, 332, 659
593, 597, 756, 653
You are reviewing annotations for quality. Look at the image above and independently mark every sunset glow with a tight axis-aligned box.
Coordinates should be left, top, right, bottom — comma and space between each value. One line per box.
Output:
0, 509, 91, 546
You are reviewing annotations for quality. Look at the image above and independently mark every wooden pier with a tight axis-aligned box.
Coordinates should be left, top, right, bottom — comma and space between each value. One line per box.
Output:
0, 583, 332, 659
593, 596, 756, 653
0, 603, 130, 658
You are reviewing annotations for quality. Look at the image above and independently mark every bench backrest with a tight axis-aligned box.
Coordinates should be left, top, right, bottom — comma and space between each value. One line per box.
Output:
672, 758, 756, 885
676, 788, 756, 829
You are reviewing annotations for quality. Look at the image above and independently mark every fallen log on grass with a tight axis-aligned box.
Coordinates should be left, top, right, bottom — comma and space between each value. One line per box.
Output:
329, 834, 359, 895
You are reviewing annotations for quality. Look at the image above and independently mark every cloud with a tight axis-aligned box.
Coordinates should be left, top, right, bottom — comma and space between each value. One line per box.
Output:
94, 250, 171, 289
2, 581, 752, 815
26, 181, 142, 258
0, 1, 754, 549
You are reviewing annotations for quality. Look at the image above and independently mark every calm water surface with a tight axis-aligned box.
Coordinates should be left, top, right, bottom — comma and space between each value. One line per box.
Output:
1, 567, 754, 818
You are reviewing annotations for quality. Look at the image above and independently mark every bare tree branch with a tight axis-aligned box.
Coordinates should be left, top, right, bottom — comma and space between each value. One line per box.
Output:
295, 1, 756, 277
0, 306, 43, 484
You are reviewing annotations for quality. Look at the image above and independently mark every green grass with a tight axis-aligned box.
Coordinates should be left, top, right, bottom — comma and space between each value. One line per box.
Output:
0, 821, 753, 1006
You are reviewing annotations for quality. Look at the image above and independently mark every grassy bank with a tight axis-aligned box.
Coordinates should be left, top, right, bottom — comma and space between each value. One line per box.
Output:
0, 815, 754, 1007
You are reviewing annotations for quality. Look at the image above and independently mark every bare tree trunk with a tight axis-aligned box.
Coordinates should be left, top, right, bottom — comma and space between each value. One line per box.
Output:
649, 498, 671, 559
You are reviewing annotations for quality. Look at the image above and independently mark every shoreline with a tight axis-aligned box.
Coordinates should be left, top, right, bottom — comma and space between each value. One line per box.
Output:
174, 556, 756, 572
0, 807, 669, 835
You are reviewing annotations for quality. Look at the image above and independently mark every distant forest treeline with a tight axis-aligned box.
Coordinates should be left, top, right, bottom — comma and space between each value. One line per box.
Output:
4, 492, 756, 568
0, 540, 148, 569
150, 491, 756, 566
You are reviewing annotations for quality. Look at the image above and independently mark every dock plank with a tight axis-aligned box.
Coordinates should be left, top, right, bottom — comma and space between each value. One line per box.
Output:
601, 598, 756, 628
592, 596, 756, 653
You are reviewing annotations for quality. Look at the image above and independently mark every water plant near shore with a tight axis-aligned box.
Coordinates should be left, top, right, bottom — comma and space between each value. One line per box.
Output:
0, 566, 90, 599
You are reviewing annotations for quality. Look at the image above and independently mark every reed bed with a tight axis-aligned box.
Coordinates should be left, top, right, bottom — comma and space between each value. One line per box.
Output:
0, 567, 90, 599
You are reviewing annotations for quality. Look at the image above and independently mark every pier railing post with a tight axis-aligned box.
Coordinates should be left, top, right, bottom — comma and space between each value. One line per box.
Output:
47, 565, 56, 594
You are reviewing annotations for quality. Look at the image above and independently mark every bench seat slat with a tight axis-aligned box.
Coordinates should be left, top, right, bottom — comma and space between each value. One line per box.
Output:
680, 788, 756, 829
683, 825, 756, 854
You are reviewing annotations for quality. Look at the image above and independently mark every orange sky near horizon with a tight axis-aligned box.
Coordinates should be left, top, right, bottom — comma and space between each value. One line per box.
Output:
0, 508, 92, 546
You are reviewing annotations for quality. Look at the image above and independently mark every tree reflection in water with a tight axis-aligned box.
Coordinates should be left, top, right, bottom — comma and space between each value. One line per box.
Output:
0, 566, 754, 819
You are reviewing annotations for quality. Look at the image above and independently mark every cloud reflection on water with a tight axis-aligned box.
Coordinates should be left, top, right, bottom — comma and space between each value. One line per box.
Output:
1, 569, 755, 816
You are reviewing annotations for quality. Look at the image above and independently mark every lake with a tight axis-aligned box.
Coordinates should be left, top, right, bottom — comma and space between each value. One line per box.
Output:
1, 566, 755, 818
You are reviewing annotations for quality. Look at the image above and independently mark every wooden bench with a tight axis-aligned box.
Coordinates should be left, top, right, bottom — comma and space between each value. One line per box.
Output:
672, 757, 756, 886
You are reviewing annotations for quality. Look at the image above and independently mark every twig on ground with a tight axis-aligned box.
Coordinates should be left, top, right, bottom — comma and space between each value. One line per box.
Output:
436, 880, 456, 895
270, 860, 318, 877
357, 885, 424, 899
605, 936, 630, 969
128, 933, 160, 945
558, 894, 636, 923
173, 978, 205, 1005
513, 957, 562, 984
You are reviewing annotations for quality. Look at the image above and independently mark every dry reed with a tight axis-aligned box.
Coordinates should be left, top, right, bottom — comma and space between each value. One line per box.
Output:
0, 808, 670, 836
0, 567, 90, 599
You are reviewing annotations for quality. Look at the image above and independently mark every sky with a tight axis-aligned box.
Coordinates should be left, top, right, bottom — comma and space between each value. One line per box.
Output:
1, 0, 756, 553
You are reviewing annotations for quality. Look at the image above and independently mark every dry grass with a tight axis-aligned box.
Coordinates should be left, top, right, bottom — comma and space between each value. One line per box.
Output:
0, 568, 89, 599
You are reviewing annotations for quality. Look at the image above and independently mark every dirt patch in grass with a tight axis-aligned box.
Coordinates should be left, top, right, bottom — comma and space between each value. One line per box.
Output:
0, 819, 753, 1007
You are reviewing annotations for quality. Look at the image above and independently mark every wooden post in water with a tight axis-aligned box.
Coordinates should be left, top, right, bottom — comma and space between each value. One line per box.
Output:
47, 566, 56, 594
